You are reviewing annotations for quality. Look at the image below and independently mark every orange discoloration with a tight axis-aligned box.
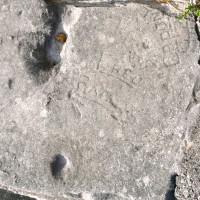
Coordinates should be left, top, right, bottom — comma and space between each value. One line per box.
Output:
57, 33, 67, 43
156, 0, 169, 3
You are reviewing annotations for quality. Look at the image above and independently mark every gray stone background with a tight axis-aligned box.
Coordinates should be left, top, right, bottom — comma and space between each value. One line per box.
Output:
0, 0, 200, 199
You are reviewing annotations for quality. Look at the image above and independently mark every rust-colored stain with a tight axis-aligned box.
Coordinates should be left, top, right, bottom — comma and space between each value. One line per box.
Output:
156, 0, 169, 2
57, 33, 67, 43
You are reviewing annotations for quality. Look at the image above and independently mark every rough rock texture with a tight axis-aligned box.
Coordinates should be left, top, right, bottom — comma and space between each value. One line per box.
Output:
0, 0, 66, 84
1, 0, 200, 200
0, 188, 36, 200
175, 114, 200, 200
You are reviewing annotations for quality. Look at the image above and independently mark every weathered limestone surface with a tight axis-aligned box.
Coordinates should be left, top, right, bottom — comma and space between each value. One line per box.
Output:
0, 0, 200, 200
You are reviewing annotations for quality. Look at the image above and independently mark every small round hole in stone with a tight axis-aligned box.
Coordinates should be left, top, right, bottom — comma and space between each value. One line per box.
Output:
50, 154, 67, 179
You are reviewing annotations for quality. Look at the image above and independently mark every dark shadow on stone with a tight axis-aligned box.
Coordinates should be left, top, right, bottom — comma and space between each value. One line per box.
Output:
8, 78, 13, 89
50, 154, 67, 179
165, 173, 178, 200
0, 188, 36, 200
186, 75, 200, 112
195, 16, 200, 42
67, 192, 83, 198
18, 2, 66, 85
93, 193, 119, 200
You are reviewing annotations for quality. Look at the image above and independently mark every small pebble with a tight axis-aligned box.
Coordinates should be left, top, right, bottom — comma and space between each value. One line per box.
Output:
57, 33, 67, 43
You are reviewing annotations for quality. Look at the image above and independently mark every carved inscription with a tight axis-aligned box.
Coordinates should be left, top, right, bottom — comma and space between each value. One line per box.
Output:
65, 7, 197, 125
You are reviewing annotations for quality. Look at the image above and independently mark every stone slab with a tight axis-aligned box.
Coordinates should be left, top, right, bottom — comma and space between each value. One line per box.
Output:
0, 0, 200, 200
